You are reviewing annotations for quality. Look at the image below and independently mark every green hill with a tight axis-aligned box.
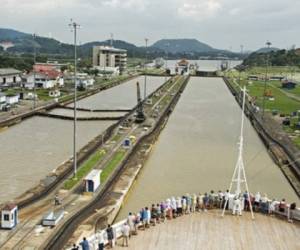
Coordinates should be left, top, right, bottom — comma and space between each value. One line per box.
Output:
152, 38, 217, 53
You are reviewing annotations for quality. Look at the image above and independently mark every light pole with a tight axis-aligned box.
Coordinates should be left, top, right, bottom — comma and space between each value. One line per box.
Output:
144, 38, 148, 99
262, 41, 272, 120
33, 33, 37, 109
69, 20, 80, 177
165, 43, 169, 82
238, 45, 244, 103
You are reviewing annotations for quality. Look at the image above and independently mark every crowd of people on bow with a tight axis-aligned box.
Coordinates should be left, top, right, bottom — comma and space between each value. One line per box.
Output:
73, 190, 297, 250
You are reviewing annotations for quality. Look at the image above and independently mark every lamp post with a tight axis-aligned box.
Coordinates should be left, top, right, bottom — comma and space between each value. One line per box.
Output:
262, 41, 272, 120
144, 38, 148, 99
238, 45, 244, 103
69, 20, 80, 177
165, 43, 169, 82
33, 33, 37, 109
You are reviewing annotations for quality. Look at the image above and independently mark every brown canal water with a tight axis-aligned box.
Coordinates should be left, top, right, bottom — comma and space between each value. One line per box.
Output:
0, 117, 114, 203
68, 76, 168, 110
0, 76, 168, 203
117, 77, 299, 220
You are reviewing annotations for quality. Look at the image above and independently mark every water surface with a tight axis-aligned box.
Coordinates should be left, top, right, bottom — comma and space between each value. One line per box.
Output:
117, 77, 298, 220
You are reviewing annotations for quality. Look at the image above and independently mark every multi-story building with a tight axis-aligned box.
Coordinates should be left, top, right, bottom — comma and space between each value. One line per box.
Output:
93, 46, 127, 74
33, 61, 67, 72
0, 68, 22, 87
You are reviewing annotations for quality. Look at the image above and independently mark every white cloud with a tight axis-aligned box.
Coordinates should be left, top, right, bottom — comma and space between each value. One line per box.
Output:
100, 0, 148, 10
0, 0, 299, 50
177, 0, 222, 20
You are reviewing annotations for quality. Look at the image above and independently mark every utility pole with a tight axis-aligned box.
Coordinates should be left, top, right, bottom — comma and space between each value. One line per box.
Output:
33, 33, 37, 109
110, 33, 114, 47
165, 43, 169, 82
262, 41, 272, 120
69, 20, 80, 177
238, 45, 244, 103
144, 38, 148, 99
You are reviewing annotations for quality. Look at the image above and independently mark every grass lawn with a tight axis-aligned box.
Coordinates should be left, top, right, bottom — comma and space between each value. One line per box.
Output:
247, 66, 300, 75
64, 149, 106, 190
127, 58, 146, 68
235, 79, 300, 115
268, 81, 300, 97
111, 133, 122, 142
293, 137, 300, 149
101, 150, 126, 183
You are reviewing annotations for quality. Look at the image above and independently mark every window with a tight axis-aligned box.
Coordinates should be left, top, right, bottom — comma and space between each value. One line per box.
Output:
4, 214, 9, 221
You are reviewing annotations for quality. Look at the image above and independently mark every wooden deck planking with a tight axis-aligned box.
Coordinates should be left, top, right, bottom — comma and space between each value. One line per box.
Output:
115, 211, 300, 250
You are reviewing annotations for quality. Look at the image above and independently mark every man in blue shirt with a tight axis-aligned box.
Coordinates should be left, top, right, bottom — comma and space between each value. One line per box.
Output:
80, 237, 90, 250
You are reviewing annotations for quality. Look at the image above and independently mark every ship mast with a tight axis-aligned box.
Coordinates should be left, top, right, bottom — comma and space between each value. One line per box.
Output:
222, 86, 254, 219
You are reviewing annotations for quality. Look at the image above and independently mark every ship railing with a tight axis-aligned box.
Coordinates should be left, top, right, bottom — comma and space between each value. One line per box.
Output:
71, 194, 300, 249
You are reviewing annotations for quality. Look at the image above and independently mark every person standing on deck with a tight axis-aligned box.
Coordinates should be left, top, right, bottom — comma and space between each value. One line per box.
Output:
279, 199, 286, 213
254, 192, 261, 212
156, 203, 161, 223
261, 194, 269, 214
203, 193, 209, 211
218, 191, 224, 209
79, 237, 90, 250
208, 190, 215, 209
160, 202, 166, 222
151, 204, 157, 226
71, 243, 79, 250
232, 196, 242, 216
186, 194, 192, 214
177, 197, 183, 216
121, 223, 130, 247
167, 198, 173, 219
141, 208, 147, 229
96, 232, 104, 250
223, 190, 230, 210
191, 194, 197, 213
197, 193, 203, 211
134, 212, 140, 234
145, 207, 151, 227
269, 199, 277, 215
106, 224, 114, 248
171, 197, 177, 218
243, 191, 249, 211
127, 212, 135, 236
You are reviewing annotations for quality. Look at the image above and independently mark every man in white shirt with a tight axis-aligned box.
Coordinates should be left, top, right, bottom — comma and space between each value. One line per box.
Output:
121, 223, 130, 247
232, 196, 242, 216
127, 212, 135, 235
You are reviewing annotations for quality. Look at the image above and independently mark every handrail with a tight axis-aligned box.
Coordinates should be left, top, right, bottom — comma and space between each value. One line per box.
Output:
71, 192, 299, 249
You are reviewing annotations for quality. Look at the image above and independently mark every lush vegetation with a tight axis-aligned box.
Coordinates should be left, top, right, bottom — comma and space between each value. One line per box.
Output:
0, 28, 242, 62
226, 66, 300, 148
100, 150, 126, 183
64, 150, 106, 190
243, 49, 300, 67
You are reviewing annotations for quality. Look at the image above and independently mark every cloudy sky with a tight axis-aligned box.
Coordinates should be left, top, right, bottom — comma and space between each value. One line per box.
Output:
0, 0, 299, 51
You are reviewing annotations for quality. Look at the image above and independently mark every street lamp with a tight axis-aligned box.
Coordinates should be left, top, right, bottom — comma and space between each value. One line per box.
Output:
262, 41, 272, 120
69, 19, 80, 177
33, 33, 37, 109
144, 38, 148, 99
165, 43, 169, 82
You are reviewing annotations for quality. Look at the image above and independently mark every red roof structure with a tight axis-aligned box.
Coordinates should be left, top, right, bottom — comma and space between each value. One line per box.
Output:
32, 69, 62, 79
2, 203, 17, 211
178, 59, 189, 67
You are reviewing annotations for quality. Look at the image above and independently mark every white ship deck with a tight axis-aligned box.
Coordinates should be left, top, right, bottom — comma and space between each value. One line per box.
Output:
114, 210, 300, 250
